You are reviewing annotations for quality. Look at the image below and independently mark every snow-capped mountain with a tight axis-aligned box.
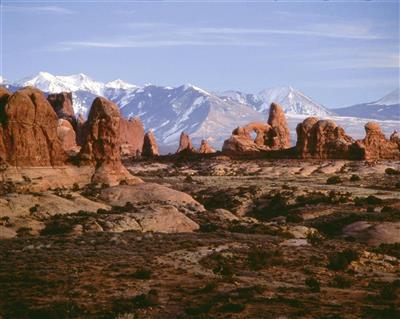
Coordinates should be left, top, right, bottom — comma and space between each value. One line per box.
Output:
256, 86, 333, 116
335, 89, 400, 121
118, 84, 261, 150
17, 72, 105, 96
4, 72, 399, 151
219, 86, 333, 117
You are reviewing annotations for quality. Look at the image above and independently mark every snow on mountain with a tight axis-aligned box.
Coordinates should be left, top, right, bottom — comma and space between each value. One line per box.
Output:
372, 88, 399, 106
105, 79, 139, 90
219, 86, 333, 117
8, 72, 399, 151
335, 89, 400, 121
16, 72, 105, 96
0, 76, 5, 84
256, 86, 333, 116
118, 84, 260, 151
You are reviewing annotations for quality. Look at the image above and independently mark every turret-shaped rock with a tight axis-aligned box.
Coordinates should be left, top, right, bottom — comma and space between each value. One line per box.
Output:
351, 122, 400, 160
267, 103, 291, 149
47, 92, 75, 123
79, 97, 142, 185
296, 118, 353, 159
142, 130, 159, 157
119, 117, 145, 157
0, 87, 66, 166
176, 132, 196, 153
198, 139, 216, 154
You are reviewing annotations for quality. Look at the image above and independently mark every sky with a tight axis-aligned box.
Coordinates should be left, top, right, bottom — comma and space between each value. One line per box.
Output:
1, 0, 399, 108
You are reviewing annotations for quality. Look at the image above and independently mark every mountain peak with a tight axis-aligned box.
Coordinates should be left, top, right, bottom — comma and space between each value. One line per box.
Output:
105, 79, 138, 90
373, 88, 400, 106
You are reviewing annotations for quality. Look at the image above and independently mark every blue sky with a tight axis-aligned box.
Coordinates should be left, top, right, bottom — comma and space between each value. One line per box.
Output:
1, 0, 399, 107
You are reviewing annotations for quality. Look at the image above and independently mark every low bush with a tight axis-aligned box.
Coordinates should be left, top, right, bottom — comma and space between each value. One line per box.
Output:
132, 268, 152, 280
305, 277, 320, 292
327, 176, 342, 185
350, 174, 361, 182
330, 275, 352, 288
385, 167, 400, 175
328, 249, 359, 271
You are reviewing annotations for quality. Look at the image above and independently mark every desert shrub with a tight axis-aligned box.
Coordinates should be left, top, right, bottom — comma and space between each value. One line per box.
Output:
306, 231, 324, 245
132, 268, 152, 280
305, 277, 320, 292
203, 252, 235, 279
379, 280, 400, 300
252, 192, 290, 220
218, 302, 245, 313
247, 247, 282, 270
131, 290, 159, 308
286, 214, 304, 223
350, 174, 361, 182
372, 243, 400, 259
395, 181, 400, 189
29, 204, 39, 214
385, 167, 400, 175
185, 301, 214, 315
72, 183, 80, 191
327, 176, 342, 185
330, 275, 352, 288
328, 249, 359, 271
184, 175, 194, 183
199, 223, 219, 233
40, 219, 73, 236
16, 227, 32, 237
354, 195, 383, 206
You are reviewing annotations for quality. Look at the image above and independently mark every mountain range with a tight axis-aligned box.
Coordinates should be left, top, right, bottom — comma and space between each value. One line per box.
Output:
1, 72, 399, 151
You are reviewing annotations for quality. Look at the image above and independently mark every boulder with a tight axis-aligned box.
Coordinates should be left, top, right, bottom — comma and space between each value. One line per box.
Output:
1, 87, 66, 166
198, 139, 216, 154
343, 221, 400, 246
267, 103, 291, 149
79, 96, 142, 185
176, 132, 196, 153
99, 183, 205, 212
142, 130, 159, 157
57, 119, 78, 154
351, 122, 400, 160
296, 118, 353, 159
119, 117, 145, 157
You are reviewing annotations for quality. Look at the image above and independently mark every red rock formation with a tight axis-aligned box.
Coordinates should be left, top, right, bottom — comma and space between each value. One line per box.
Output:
222, 123, 270, 154
75, 113, 86, 146
142, 131, 159, 157
296, 118, 353, 159
176, 132, 196, 153
119, 117, 145, 157
390, 130, 400, 145
1, 87, 66, 166
198, 139, 216, 154
267, 103, 291, 149
351, 122, 400, 160
0, 87, 11, 163
57, 119, 79, 155
222, 103, 291, 154
47, 92, 75, 123
79, 97, 140, 185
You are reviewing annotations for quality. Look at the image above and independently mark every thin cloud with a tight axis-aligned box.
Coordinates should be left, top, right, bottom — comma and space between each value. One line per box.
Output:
57, 20, 385, 51
4, 5, 75, 15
